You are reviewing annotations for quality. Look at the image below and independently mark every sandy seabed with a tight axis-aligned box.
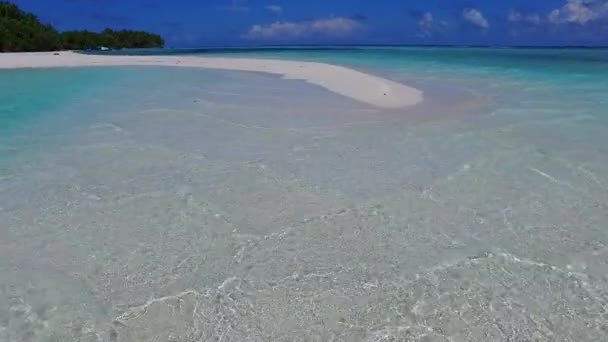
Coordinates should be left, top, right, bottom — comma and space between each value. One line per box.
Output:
1, 56, 606, 341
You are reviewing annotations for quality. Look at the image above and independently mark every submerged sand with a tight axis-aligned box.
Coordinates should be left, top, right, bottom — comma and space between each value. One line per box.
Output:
0, 51, 423, 108
2, 52, 608, 341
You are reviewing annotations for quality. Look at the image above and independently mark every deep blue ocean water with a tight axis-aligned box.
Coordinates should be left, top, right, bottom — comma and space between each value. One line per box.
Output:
1, 48, 607, 341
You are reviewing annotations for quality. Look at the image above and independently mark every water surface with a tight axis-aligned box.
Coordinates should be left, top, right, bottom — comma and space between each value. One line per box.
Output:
1, 48, 607, 341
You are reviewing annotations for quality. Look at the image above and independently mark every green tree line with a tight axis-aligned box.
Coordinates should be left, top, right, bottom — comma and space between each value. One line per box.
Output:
0, 1, 164, 52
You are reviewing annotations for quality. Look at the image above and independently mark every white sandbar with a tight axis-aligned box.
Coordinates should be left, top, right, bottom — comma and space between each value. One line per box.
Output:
0, 51, 423, 108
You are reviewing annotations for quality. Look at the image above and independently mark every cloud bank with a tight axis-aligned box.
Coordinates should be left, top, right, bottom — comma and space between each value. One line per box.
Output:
548, 0, 608, 25
246, 17, 361, 39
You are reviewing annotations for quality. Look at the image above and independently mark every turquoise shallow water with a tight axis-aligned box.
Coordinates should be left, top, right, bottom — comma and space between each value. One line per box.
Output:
0, 68, 130, 166
1, 48, 608, 341
0, 68, 120, 135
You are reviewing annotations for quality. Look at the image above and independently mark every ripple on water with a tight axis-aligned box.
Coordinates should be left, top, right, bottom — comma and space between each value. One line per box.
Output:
1, 50, 608, 341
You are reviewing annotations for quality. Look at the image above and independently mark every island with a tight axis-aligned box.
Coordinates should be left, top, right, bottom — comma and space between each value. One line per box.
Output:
0, 1, 164, 52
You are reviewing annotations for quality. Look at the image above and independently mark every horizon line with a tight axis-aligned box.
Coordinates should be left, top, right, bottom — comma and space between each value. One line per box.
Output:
159, 44, 608, 50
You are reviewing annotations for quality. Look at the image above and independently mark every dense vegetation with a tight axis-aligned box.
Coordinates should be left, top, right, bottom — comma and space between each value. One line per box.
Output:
61, 28, 165, 50
0, 2, 164, 52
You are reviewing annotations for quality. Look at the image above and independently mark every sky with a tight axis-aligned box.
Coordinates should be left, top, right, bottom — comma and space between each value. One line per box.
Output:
13, 0, 608, 47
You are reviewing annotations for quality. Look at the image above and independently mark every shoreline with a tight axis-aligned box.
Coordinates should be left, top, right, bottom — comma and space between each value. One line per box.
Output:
0, 51, 423, 109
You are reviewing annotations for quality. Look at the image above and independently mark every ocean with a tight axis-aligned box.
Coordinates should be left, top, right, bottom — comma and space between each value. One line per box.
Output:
1, 47, 607, 341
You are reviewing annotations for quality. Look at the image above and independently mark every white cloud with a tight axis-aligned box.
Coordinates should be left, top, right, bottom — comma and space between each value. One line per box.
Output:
245, 17, 361, 39
463, 8, 489, 29
223, 0, 249, 12
266, 5, 283, 15
418, 12, 434, 35
417, 12, 447, 37
548, 9, 562, 24
547, 0, 608, 25
508, 11, 541, 25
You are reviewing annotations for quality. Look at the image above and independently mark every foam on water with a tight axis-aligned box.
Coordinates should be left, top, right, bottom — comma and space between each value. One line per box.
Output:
1, 48, 607, 341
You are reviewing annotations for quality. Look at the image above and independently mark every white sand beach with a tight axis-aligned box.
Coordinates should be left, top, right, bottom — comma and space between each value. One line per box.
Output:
0, 51, 423, 108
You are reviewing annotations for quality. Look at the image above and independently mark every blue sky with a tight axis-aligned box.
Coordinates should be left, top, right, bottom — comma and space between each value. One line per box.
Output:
14, 0, 608, 46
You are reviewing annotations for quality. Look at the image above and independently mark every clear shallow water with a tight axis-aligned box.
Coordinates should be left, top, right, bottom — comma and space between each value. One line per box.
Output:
0, 68, 121, 137
1, 48, 608, 341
